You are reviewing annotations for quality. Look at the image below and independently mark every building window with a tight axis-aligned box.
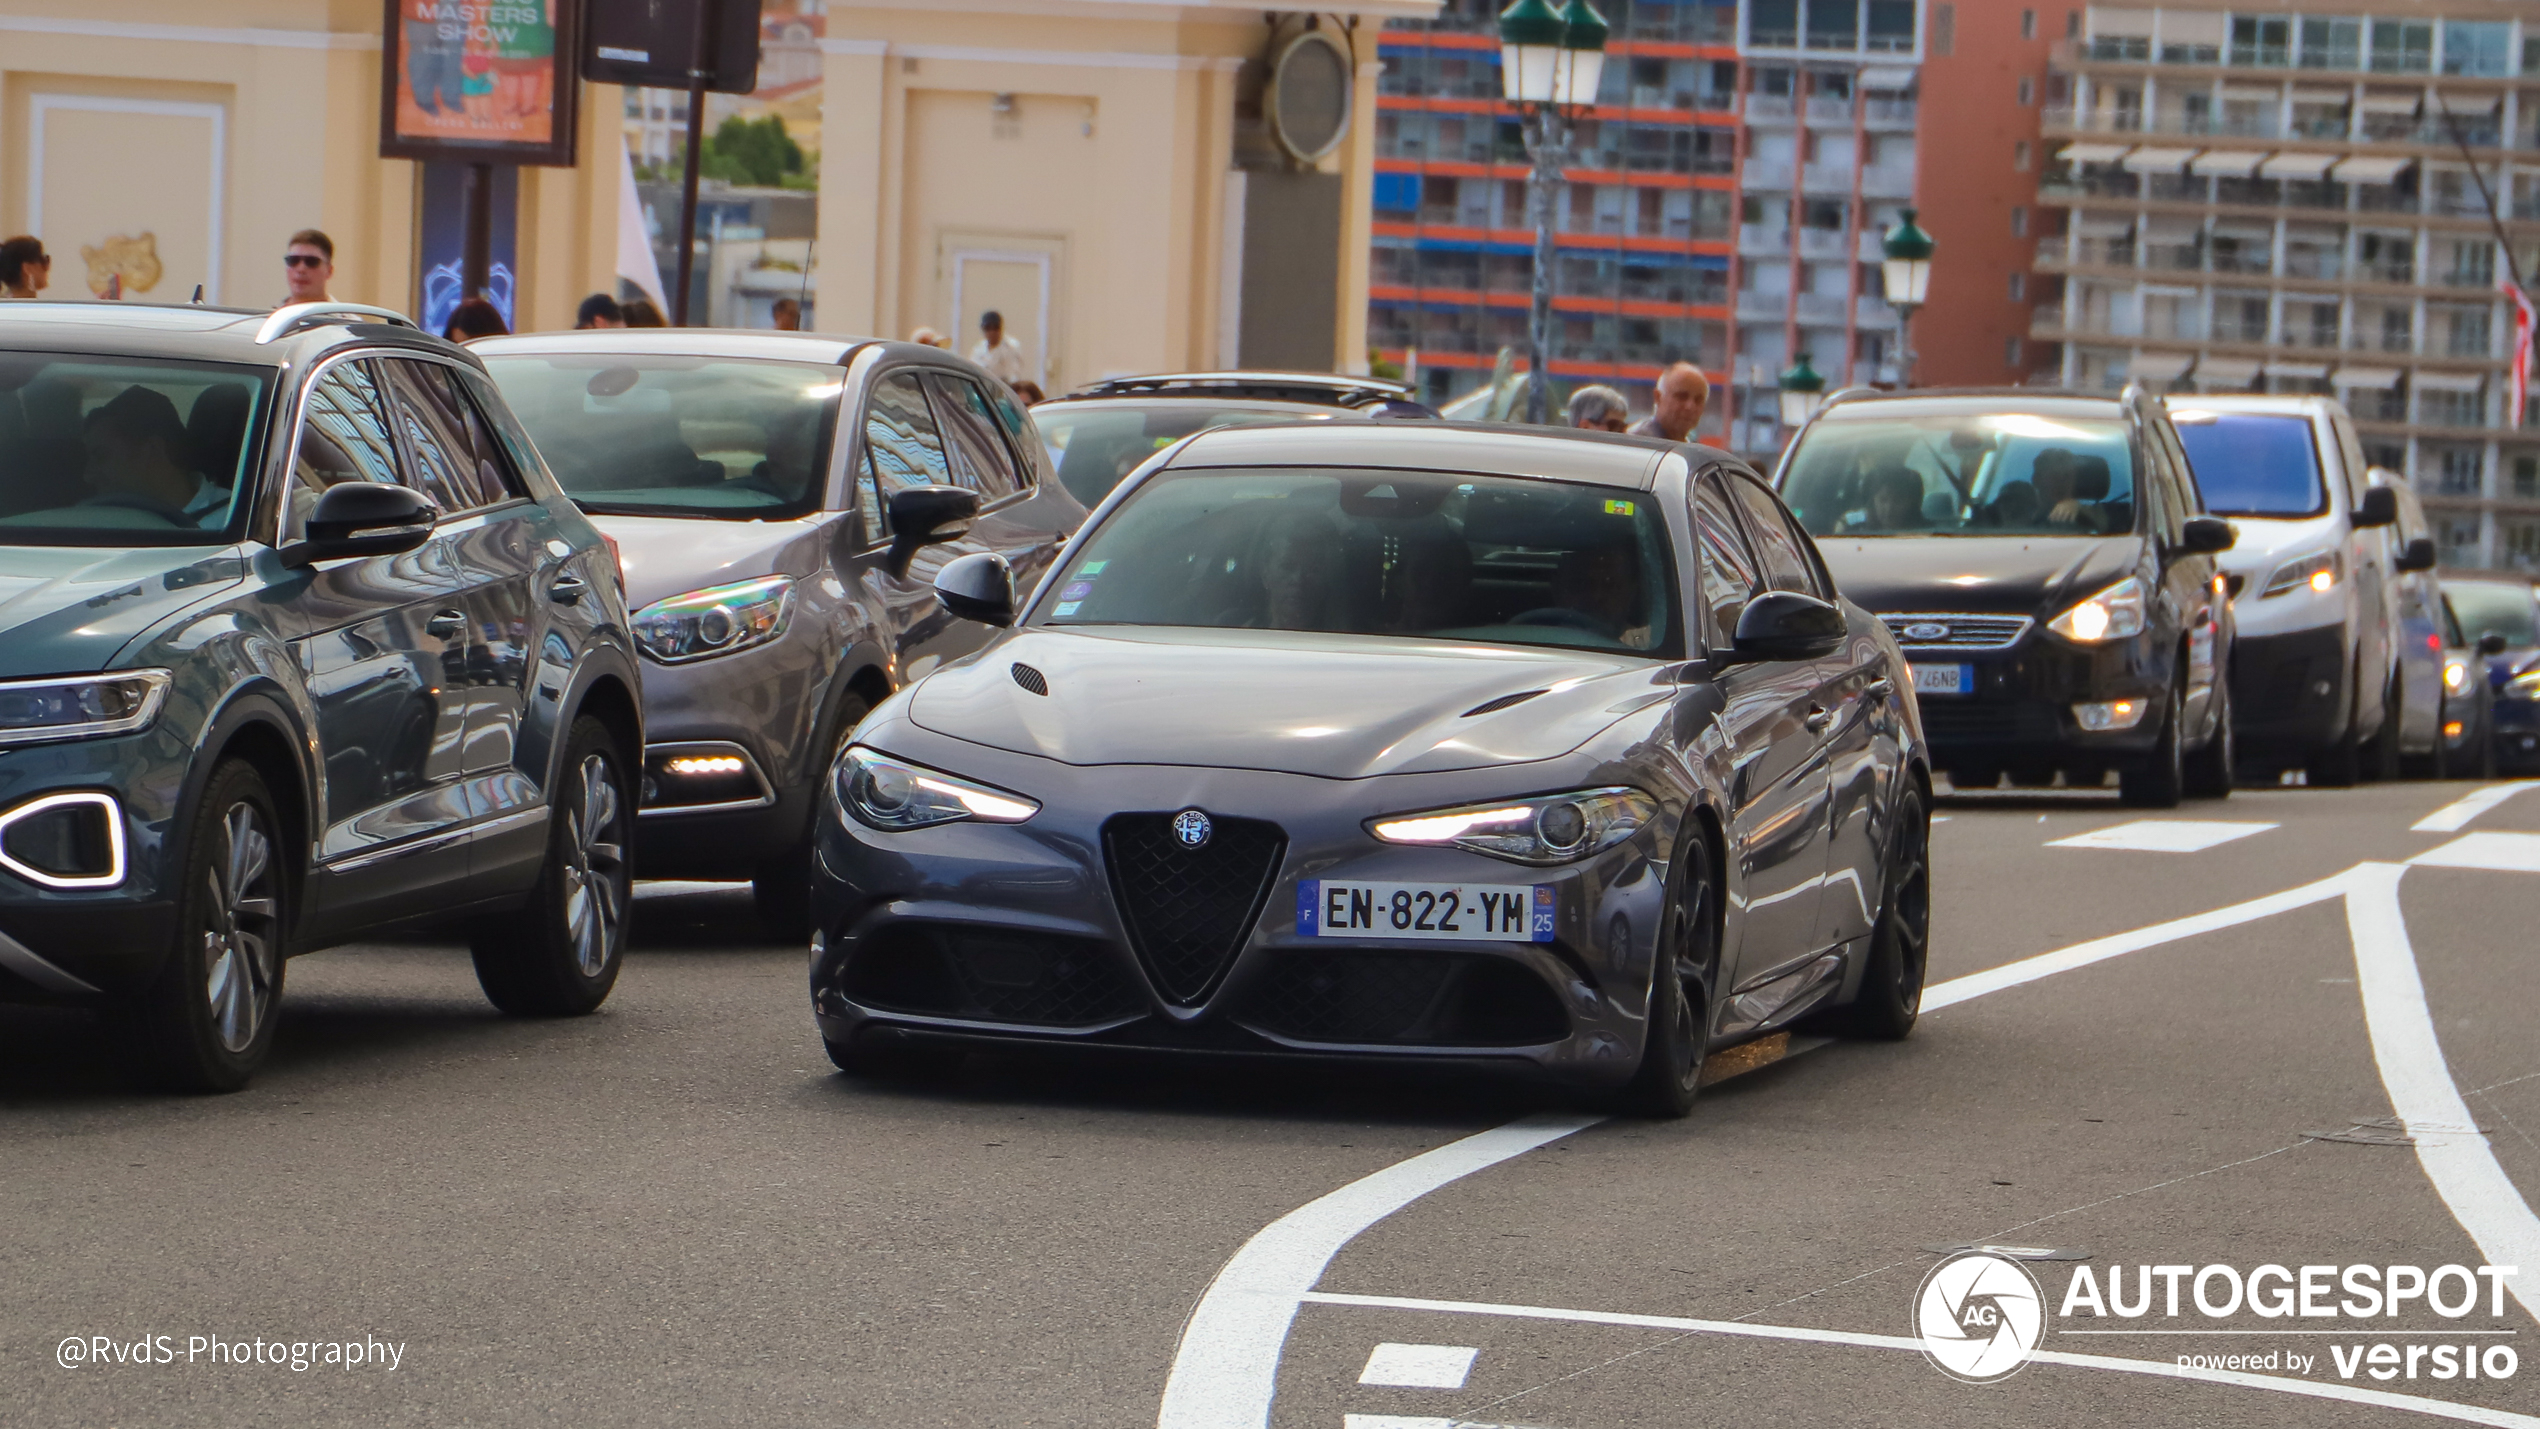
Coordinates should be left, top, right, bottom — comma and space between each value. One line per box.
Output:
2505, 518, 2540, 572
2010, 206, 2028, 238
1931, 2, 1954, 57
2441, 21, 2511, 78
2006, 336, 2022, 366
2370, 19, 2434, 74
2009, 272, 2026, 301
2230, 16, 2292, 68
2013, 139, 2031, 170
2020, 9, 2035, 41
2066, 12, 2080, 38
2017, 75, 2034, 105
2514, 455, 2539, 501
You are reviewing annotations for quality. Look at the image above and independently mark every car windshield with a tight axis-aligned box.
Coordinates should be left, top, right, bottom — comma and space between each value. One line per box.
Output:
1041, 467, 1682, 657
482, 354, 839, 518
1032, 401, 1336, 508
2168, 410, 2324, 517
2447, 582, 2539, 647
0, 353, 266, 545
1780, 410, 2138, 538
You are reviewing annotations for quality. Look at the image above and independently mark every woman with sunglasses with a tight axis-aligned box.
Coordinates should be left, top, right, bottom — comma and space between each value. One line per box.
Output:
0, 236, 49, 299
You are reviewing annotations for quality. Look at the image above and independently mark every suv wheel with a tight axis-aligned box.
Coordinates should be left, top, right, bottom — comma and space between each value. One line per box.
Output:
141, 761, 288, 1092
2181, 679, 2235, 799
472, 717, 630, 1015
2119, 685, 2184, 808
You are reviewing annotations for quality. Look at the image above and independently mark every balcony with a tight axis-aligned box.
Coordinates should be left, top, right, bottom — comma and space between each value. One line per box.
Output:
2281, 249, 2347, 282
2066, 238, 2136, 268
1737, 225, 1789, 258
1794, 292, 1850, 324
1864, 98, 1917, 130
1796, 227, 1851, 260
2209, 319, 2273, 344
1744, 94, 1796, 124
1859, 165, 1915, 199
1736, 291, 1790, 321
1855, 296, 1901, 328
1744, 158, 1794, 190
1805, 97, 1855, 126
1800, 162, 1856, 194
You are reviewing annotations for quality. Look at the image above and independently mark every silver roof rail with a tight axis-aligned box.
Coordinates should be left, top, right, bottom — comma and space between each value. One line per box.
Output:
255, 302, 419, 346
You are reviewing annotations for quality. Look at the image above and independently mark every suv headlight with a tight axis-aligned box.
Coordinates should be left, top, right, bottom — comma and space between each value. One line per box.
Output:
2258, 551, 2338, 599
1369, 787, 1657, 866
2445, 658, 2470, 694
632, 575, 794, 663
0, 671, 171, 746
833, 746, 1039, 830
2046, 576, 2147, 644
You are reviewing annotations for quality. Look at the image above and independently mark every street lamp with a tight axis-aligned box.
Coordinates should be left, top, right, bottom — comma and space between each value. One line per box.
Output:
1880, 207, 1936, 386
1499, 0, 1608, 424
1777, 352, 1826, 429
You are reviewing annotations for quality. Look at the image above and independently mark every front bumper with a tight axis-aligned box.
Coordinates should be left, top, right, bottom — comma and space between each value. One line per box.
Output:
2493, 689, 2540, 767
2227, 624, 2351, 758
0, 729, 194, 1002
1902, 635, 2169, 777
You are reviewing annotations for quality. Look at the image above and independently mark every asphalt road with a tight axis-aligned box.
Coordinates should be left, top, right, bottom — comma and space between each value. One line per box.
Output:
6, 776, 2539, 1428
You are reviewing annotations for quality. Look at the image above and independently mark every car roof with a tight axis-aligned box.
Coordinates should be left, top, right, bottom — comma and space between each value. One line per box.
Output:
1165, 420, 1694, 489
1074, 371, 1417, 404
2165, 394, 2339, 415
1810, 388, 2126, 422
2437, 569, 2539, 588
470, 327, 883, 366
0, 299, 465, 367
1030, 395, 1373, 419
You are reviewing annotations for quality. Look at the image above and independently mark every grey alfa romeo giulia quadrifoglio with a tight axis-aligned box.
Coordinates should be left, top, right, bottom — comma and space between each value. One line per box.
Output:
805, 423, 1932, 1115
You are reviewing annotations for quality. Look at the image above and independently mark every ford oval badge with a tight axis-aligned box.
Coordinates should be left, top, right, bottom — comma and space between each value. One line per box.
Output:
1902, 622, 1950, 642
1171, 809, 1213, 850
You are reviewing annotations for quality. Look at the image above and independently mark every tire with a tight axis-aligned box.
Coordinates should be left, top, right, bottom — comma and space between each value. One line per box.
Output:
2181, 678, 2235, 800
2308, 662, 2366, 789
2119, 684, 2184, 808
1828, 786, 1929, 1040
2360, 673, 2403, 783
755, 692, 872, 943
472, 717, 632, 1016
139, 760, 289, 1093
1617, 830, 1718, 1119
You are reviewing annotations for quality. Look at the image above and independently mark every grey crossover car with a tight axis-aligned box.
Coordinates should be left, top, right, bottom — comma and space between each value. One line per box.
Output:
808, 423, 1932, 1116
476, 331, 1085, 932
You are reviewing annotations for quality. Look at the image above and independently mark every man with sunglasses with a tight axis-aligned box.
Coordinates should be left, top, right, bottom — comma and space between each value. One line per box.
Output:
282, 230, 335, 305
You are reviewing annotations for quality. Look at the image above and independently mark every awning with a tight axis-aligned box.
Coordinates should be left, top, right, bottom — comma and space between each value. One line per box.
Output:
2128, 351, 2194, 380
2072, 212, 2135, 237
2293, 86, 2353, 103
2259, 151, 2337, 179
2333, 366, 2402, 389
2270, 360, 2329, 380
2210, 221, 2274, 240
2142, 216, 2205, 240
2197, 357, 2264, 385
2093, 9, 2154, 36
2222, 84, 2283, 101
1859, 66, 1916, 91
2358, 92, 2423, 114
2060, 142, 2132, 165
2412, 369, 2487, 392
2191, 150, 2269, 177
2122, 147, 2198, 174
2331, 155, 2414, 184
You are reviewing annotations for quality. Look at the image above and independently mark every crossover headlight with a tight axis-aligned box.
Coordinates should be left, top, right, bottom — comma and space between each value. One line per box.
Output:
2258, 551, 2338, 599
2509, 669, 2540, 703
2046, 577, 2147, 644
833, 746, 1039, 830
1369, 787, 1657, 866
631, 575, 795, 663
0, 671, 171, 747
2445, 658, 2470, 694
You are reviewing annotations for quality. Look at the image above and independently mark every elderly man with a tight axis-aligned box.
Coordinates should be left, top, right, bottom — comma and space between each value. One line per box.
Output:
1564, 384, 1631, 432
1628, 361, 1709, 443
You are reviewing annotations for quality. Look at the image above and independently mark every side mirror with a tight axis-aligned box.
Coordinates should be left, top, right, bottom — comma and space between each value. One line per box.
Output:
1719, 590, 1846, 665
933, 550, 1015, 627
886, 484, 980, 577
278, 482, 436, 568
2354, 486, 2399, 529
2179, 515, 2237, 555
2478, 632, 2510, 657
2395, 537, 2437, 573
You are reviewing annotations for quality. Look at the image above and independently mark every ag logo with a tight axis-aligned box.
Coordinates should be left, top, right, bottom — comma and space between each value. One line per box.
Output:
1914, 1252, 2047, 1383
1902, 621, 1951, 642
1171, 808, 1213, 850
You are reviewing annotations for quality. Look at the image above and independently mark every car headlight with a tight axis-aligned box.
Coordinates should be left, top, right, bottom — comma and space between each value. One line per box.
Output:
2258, 551, 2338, 599
2510, 670, 2540, 702
1369, 787, 1657, 866
2046, 576, 2147, 644
832, 746, 1039, 830
631, 575, 795, 663
2445, 658, 2469, 694
0, 671, 171, 747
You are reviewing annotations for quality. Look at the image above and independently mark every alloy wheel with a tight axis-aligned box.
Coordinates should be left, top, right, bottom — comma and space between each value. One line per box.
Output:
561, 753, 627, 978
1884, 812, 1931, 1014
203, 802, 280, 1053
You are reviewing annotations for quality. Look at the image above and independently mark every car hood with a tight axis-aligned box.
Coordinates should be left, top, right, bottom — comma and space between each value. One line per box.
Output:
592, 513, 835, 610
906, 626, 1674, 778
1812, 535, 2135, 617
2210, 513, 2338, 578
0, 546, 247, 679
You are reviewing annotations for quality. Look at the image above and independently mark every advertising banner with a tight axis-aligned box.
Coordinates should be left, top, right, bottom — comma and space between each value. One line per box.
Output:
381, 0, 582, 166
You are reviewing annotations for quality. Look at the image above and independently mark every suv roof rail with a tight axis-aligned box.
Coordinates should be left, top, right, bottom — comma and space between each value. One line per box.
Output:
255, 302, 420, 346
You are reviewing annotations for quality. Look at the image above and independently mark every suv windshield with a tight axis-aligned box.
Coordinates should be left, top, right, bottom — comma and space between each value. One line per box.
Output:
483, 354, 839, 518
1032, 401, 1335, 508
2448, 582, 2539, 647
1781, 410, 2138, 539
1041, 467, 1681, 657
2169, 410, 2325, 517
0, 353, 267, 544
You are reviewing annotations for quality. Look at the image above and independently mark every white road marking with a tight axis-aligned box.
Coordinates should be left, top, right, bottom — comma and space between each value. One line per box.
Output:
2413, 782, 2540, 833
1341, 1418, 1455, 1429
632, 879, 751, 899
1156, 1113, 1600, 1429
1358, 1343, 1478, 1389
2046, 820, 2278, 853
2411, 832, 2540, 873
1304, 1293, 2540, 1429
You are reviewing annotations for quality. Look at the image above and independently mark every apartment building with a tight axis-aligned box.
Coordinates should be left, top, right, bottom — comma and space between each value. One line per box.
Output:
2033, 1, 2540, 569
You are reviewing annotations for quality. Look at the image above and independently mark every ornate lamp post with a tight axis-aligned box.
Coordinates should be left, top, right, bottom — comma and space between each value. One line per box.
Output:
1777, 352, 1826, 430
1880, 207, 1936, 386
1499, 0, 1609, 424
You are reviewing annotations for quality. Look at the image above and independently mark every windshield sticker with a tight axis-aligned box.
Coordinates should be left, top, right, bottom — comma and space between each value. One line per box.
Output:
1604, 500, 1636, 516
1054, 601, 1082, 617
1061, 581, 1094, 600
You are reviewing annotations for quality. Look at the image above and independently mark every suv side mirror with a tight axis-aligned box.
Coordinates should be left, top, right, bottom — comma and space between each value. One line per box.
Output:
933, 550, 1015, 626
1719, 590, 1846, 665
2478, 632, 2511, 657
278, 482, 436, 568
886, 484, 980, 576
2354, 486, 2399, 529
2395, 537, 2437, 572
2179, 515, 2236, 555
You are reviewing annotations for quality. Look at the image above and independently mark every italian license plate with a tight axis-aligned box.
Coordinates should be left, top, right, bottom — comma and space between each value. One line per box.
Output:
1297, 880, 1554, 942
1911, 663, 1974, 696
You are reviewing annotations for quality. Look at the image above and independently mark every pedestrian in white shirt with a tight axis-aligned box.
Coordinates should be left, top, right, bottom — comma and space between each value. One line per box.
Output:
969, 311, 1034, 389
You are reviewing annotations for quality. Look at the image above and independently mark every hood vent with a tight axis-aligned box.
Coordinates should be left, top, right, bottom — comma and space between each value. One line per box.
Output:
1010, 662, 1050, 696
1462, 688, 1548, 717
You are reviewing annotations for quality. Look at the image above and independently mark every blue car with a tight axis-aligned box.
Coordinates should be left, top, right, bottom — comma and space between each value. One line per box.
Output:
2444, 574, 2540, 772
0, 301, 642, 1090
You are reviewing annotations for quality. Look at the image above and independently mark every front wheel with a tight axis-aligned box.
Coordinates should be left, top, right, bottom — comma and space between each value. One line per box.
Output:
2181, 679, 2235, 799
139, 761, 289, 1092
1828, 786, 1929, 1040
1616, 832, 1717, 1119
472, 717, 631, 1016
2119, 685, 2184, 808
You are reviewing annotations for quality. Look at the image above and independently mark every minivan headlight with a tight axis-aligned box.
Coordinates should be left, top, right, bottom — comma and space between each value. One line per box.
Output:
0, 671, 171, 746
2259, 551, 2338, 599
2046, 577, 2147, 644
632, 575, 794, 663
1370, 787, 1657, 866
833, 746, 1039, 830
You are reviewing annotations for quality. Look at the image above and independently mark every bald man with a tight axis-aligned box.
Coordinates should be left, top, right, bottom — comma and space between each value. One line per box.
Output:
1629, 362, 1710, 443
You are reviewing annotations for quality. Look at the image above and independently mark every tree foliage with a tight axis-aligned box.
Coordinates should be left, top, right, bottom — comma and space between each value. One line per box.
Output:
704, 115, 806, 188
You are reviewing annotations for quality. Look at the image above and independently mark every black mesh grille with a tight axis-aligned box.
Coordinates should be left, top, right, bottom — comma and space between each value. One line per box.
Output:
842, 927, 1144, 1026
1102, 812, 1286, 1005
1917, 701, 2059, 745
1238, 952, 1570, 1047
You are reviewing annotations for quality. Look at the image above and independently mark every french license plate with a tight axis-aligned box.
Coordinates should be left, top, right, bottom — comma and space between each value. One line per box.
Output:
1911, 663, 1974, 696
1297, 880, 1554, 942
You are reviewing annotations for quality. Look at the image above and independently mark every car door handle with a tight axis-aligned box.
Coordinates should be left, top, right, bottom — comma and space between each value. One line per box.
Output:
1804, 705, 1835, 733
425, 609, 467, 639
547, 574, 589, 605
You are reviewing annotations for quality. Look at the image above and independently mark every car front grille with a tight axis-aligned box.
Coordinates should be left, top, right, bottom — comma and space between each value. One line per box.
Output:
842, 927, 1144, 1027
1102, 812, 1287, 1005
1880, 613, 2032, 651
1237, 952, 1569, 1047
